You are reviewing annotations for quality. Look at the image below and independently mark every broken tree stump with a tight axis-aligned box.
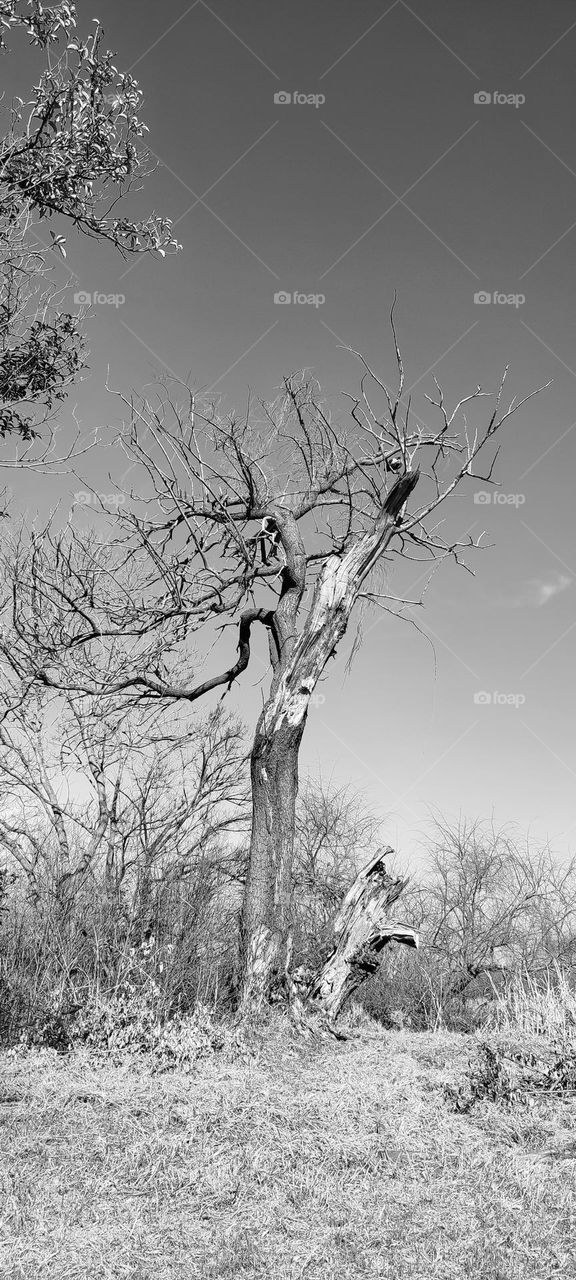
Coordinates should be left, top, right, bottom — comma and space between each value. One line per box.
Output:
304, 847, 418, 1025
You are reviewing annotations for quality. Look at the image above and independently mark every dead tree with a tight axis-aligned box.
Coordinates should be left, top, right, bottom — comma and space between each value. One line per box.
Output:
0, 307, 548, 1018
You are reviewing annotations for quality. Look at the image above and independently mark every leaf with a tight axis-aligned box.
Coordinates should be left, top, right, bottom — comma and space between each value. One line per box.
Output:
49, 232, 67, 258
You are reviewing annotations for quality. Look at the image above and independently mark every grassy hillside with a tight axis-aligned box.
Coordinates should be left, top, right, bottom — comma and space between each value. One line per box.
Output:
0, 1015, 574, 1279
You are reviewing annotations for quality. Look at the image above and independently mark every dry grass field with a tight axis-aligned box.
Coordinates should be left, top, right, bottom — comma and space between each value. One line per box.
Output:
0, 1012, 574, 1279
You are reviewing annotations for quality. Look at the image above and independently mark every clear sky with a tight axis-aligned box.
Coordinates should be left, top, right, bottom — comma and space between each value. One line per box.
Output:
3, 0, 576, 868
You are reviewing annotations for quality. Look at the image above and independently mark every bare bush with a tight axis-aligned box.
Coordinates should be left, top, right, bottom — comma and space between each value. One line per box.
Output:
360, 817, 576, 1031
290, 778, 380, 971
0, 617, 251, 1041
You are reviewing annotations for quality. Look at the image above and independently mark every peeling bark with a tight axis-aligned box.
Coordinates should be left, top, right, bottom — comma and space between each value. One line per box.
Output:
306, 848, 418, 1024
237, 924, 279, 1014
239, 709, 306, 1009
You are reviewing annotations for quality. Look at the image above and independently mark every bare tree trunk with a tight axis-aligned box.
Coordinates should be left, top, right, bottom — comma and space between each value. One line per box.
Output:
239, 708, 306, 1011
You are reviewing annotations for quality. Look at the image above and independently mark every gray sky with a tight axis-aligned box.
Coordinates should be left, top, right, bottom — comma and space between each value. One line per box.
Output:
3, 0, 576, 866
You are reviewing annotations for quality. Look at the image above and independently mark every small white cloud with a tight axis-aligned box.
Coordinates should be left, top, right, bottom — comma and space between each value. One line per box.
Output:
507, 572, 572, 608
534, 573, 572, 605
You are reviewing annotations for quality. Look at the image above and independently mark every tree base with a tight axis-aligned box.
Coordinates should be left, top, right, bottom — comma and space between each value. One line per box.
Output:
238, 848, 418, 1034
